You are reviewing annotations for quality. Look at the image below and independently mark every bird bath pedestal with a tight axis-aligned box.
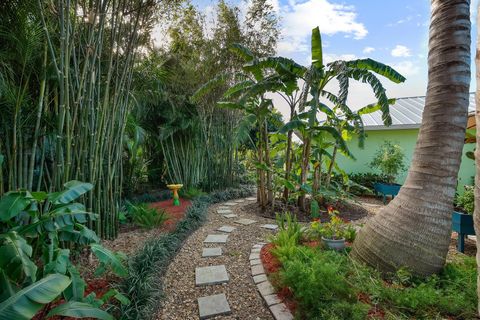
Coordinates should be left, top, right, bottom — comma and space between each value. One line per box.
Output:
167, 184, 183, 206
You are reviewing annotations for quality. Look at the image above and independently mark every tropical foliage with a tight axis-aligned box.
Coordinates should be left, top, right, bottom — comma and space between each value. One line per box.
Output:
197, 26, 405, 214
0, 181, 128, 319
369, 140, 406, 184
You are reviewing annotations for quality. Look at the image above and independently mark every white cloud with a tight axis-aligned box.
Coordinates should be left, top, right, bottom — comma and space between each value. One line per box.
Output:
391, 61, 420, 77
362, 46, 375, 54
391, 45, 411, 57
323, 53, 357, 64
277, 0, 367, 56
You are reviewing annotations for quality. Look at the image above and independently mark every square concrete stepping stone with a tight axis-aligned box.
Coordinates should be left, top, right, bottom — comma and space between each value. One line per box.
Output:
260, 224, 278, 230
224, 202, 237, 206
235, 218, 256, 225
195, 265, 229, 286
217, 226, 236, 233
204, 234, 229, 243
223, 213, 238, 219
202, 247, 222, 257
198, 293, 231, 319
217, 206, 229, 210
270, 303, 294, 320
246, 197, 256, 201
217, 209, 233, 214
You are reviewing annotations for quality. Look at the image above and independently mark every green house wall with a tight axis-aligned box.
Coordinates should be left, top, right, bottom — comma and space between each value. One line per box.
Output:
336, 129, 475, 194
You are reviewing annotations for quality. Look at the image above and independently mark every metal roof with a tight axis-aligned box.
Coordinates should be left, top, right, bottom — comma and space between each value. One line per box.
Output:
362, 93, 476, 130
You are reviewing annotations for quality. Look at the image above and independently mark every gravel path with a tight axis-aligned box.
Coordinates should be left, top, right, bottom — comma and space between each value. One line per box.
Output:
157, 199, 277, 320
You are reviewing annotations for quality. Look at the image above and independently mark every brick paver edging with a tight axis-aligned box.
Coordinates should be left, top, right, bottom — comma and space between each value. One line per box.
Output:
250, 243, 294, 320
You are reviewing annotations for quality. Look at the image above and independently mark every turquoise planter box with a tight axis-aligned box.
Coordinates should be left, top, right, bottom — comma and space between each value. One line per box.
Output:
452, 211, 475, 253
373, 183, 401, 204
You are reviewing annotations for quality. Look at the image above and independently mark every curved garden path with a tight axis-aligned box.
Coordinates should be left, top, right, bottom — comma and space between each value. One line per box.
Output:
156, 198, 278, 320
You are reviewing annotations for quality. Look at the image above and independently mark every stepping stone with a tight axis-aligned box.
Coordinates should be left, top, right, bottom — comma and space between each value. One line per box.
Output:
204, 234, 229, 243
246, 197, 256, 201
223, 214, 238, 219
195, 265, 229, 286
217, 209, 233, 214
235, 218, 256, 226
270, 303, 294, 320
202, 247, 222, 257
217, 226, 236, 233
260, 224, 278, 230
198, 293, 231, 319
224, 202, 237, 206
234, 199, 245, 203
251, 248, 261, 253
218, 206, 229, 210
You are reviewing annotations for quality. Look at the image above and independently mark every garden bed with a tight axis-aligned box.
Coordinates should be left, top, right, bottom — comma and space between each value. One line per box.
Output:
265, 217, 478, 320
245, 198, 371, 223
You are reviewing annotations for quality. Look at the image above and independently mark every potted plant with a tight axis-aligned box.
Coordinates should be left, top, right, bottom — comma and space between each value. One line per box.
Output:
310, 207, 355, 250
452, 186, 475, 252
369, 140, 406, 203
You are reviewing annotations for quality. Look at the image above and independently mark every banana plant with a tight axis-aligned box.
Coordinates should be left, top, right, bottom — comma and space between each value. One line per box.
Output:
0, 181, 129, 319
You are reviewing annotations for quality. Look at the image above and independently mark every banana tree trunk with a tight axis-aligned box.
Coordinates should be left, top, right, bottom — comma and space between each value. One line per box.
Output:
324, 144, 338, 188
298, 136, 311, 211
352, 0, 471, 276
283, 129, 293, 202
312, 154, 322, 195
257, 121, 267, 212
264, 120, 273, 206
473, 4, 480, 315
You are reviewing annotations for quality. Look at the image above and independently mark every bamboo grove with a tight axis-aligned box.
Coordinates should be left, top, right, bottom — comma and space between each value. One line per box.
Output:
0, 0, 280, 239
0, 0, 156, 238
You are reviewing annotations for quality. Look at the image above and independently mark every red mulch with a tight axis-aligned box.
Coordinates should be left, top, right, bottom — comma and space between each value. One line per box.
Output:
149, 198, 191, 232
260, 243, 297, 315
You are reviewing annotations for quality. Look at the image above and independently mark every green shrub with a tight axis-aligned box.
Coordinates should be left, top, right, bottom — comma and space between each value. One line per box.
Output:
456, 185, 474, 214
348, 172, 390, 194
270, 231, 477, 319
179, 186, 206, 199
369, 141, 406, 184
126, 202, 169, 229
119, 185, 254, 319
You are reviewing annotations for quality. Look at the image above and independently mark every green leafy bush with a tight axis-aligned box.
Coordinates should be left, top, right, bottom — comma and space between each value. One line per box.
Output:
369, 141, 406, 184
179, 187, 206, 199
456, 185, 474, 214
348, 172, 390, 194
126, 202, 168, 229
270, 239, 477, 319
119, 185, 254, 319
0, 181, 129, 320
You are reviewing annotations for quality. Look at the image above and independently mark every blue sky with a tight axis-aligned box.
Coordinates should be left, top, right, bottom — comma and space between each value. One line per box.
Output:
189, 0, 478, 116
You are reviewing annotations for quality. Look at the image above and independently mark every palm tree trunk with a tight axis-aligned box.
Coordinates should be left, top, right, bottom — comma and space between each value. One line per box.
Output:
352, 0, 471, 276
473, 4, 480, 315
